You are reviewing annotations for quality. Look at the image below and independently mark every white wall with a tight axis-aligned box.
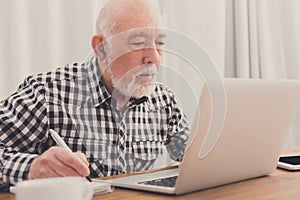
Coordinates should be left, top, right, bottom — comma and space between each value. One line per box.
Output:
0, 0, 106, 100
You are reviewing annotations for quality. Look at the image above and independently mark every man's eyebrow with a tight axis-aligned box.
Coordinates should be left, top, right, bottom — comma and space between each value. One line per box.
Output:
157, 33, 167, 39
128, 31, 148, 39
127, 31, 167, 40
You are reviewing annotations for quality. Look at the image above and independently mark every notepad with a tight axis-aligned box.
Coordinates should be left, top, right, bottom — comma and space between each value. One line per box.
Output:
10, 179, 113, 196
89, 180, 114, 195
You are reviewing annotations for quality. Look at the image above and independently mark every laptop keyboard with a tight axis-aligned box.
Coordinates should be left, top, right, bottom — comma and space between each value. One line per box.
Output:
138, 176, 178, 188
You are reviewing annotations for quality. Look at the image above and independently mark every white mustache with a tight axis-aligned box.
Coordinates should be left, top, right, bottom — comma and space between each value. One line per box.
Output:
134, 65, 158, 77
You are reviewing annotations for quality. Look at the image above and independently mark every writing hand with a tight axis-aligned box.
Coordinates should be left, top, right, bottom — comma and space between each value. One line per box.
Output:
28, 146, 90, 180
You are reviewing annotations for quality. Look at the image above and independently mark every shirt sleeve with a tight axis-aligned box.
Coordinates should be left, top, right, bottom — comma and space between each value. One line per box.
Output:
0, 76, 48, 185
165, 93, 191, 162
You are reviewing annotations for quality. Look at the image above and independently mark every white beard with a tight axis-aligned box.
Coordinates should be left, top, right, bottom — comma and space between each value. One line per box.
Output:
109, 64, 158, 100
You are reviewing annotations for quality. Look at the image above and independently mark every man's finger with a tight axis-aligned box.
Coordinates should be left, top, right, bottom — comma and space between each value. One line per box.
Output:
53, 148, 90, 177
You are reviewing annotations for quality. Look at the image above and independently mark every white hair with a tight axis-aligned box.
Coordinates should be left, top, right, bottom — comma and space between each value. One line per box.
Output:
95, 0, 162, 36
95, 3, 119, 36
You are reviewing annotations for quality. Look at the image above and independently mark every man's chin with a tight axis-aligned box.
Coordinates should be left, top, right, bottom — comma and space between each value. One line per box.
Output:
131, 84, 155, 99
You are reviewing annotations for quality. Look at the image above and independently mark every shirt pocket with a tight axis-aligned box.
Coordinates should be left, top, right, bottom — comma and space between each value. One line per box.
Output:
130, 108, 167, 142
132, 140, 164, 161
62, 136, 107, 161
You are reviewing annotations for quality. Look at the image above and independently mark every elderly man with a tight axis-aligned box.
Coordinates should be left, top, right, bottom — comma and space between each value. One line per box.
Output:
0, 0, 190, 186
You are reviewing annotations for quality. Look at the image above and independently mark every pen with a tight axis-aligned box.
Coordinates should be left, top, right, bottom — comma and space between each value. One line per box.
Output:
49, 129, 92, 182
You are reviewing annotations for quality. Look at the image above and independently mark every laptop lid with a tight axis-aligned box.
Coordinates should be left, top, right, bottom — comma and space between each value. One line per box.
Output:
175, 78, 300, 194
106, 78, 300, 195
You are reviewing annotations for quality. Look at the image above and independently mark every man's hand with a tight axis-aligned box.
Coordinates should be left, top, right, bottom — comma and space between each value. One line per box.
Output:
28, 146, 90, 179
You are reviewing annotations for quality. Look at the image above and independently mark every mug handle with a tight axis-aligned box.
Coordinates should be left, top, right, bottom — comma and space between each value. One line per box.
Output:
83, 182, 93, 200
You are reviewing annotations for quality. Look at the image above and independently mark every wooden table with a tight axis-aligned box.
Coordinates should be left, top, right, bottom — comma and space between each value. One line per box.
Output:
1, 146, 300, 200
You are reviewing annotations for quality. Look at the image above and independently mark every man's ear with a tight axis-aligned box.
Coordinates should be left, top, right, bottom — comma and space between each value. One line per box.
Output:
91, 34, 106, 60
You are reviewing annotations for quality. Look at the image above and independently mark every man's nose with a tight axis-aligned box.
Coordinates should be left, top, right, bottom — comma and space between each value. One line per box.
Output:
143, 48, 161, 64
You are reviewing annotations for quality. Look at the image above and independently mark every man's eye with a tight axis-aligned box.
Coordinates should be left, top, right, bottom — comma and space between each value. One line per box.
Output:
156, 41, 165, 47
128, 41, 146, 50
131, 42, 145, 46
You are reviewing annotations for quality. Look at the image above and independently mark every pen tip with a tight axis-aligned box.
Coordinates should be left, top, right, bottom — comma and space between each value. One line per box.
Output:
86, 176, 92, 182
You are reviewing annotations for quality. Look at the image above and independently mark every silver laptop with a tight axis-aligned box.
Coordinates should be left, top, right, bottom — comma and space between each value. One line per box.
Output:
102, 78, 300, 195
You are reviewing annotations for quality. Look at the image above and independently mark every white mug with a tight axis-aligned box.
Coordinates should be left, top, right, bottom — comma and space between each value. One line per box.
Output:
12, 176, 93, 200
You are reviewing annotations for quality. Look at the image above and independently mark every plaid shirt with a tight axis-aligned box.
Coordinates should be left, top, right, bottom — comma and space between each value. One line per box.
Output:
0, 56, 190, 185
